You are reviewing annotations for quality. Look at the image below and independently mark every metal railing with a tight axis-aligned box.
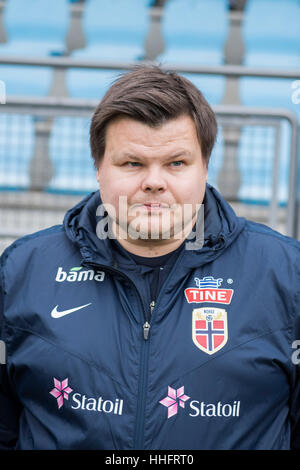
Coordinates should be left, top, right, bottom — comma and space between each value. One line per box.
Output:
0, 97, 298, 256
1, 55, 299, 77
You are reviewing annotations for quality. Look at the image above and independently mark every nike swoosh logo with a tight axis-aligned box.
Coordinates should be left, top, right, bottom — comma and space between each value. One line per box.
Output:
51, 303, 92, 318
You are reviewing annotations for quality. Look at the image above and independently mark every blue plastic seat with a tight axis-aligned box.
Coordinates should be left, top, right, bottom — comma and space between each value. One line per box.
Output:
2, 0, 69, 56
0, 0, 70, 96
47, 117, 98, 194
237, 123, 291, 205
240, 0, 300, 118
66, 0, 150, 98
156, 0, 229, 105
80, 0, 150, 61
238, 0, 300, 205
66, 65, 122, 100
0, 114, 35, 190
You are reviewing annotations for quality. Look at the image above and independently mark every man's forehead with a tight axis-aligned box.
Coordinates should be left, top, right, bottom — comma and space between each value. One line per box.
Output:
106, 114, 197, 136
105, 114, 201, 156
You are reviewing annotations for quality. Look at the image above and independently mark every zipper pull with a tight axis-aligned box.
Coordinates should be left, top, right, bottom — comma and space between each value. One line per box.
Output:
143, 321, 150, 340
150, 300, 155, 315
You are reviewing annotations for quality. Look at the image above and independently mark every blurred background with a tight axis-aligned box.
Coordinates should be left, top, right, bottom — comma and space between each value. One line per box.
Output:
0, 0, 299, 253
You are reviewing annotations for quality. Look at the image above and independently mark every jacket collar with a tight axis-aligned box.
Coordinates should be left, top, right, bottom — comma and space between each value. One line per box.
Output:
63, 183, 246, 270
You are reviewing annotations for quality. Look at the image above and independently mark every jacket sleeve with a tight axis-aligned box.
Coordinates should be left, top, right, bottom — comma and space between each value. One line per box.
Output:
0, 255, 22, 450
290, 302, 300, 449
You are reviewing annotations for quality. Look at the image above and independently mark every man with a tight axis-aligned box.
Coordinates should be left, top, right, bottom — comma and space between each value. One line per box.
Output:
1, 65, 300, 450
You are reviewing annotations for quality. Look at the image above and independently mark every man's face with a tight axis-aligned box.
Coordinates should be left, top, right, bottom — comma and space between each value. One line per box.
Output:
96, 114, 208, 246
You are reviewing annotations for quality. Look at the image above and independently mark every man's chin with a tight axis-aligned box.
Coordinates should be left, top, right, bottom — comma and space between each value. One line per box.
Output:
127, 225, 174, 241
110, 214, 195, 241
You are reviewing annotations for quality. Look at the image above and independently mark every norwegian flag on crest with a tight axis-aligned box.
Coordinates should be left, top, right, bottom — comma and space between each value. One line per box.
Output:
192, 308, 228, 355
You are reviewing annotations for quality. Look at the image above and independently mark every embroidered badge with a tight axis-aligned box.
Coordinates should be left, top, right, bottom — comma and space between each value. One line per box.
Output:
192, 307, 228, 355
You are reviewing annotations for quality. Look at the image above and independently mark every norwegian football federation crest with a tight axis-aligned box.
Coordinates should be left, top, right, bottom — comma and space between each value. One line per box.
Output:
192, 307, 228, 355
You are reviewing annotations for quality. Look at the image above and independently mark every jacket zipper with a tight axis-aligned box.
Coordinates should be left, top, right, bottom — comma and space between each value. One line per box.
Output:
82, 261, 153, 449
134, 299, 156, 449
143, 300, 155, 340
84, 245, 185, 449
133, 247, 187, 447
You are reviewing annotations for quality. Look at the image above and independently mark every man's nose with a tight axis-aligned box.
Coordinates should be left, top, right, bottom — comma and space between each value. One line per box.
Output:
141, 166, 167, 192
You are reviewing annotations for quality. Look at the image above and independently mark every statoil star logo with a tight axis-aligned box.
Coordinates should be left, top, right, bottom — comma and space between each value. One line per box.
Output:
49, 377, 73, 409
159, 386, 190, 419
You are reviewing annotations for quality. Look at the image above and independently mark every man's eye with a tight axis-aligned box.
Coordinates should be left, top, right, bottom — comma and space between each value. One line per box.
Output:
170, 161, 184, 167
126, 162, 141, 167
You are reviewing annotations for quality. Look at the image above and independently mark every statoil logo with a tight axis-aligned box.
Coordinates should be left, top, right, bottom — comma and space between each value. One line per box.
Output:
159, 385, 240, 420
49, 377, 123, 415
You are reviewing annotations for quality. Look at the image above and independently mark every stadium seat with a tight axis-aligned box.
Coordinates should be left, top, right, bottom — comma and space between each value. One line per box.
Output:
47, 117, 98, 194
66, 0, 151, 98
0, 114, 35, 190
237, 122, 291, 204
79, 0, 150, 61
238, 0, 300, 204
240, 0, 300, 117
0, 0, 70, 96
2, 0, 69, 56
156, 0, 229, 105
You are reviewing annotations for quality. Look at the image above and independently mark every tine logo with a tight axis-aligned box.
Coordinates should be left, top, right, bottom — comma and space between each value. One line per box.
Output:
185, 276, 234, 305
51, 303, 92, 318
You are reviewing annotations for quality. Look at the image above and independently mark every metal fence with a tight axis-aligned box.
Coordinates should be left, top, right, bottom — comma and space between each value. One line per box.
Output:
0, 97, 298, 254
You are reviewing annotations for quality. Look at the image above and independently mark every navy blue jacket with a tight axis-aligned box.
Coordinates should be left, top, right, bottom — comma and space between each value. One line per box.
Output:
1, 184, 300, 450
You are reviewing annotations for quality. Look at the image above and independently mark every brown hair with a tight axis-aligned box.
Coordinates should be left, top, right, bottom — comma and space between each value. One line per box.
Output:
90, 65, 217, 168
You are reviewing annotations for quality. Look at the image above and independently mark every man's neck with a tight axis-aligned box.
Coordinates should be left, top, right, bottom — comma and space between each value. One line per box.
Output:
115, 236, 186, 257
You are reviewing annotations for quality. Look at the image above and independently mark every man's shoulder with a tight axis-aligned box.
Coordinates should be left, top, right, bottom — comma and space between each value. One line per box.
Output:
243, 218, 300, 253
0, 224, 66, 268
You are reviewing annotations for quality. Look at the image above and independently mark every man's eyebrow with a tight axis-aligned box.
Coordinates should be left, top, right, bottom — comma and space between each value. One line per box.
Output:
112, 151, 193, 161
113, 152, 143, 161
167, 151, 193, 159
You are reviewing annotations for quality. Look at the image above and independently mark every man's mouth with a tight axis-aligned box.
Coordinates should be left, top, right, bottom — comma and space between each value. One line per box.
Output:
141, 203, 169, 212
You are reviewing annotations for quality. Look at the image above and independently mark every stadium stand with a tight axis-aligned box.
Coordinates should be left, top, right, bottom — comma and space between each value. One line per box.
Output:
0, 0, 70, 191
0, 0, 299, 252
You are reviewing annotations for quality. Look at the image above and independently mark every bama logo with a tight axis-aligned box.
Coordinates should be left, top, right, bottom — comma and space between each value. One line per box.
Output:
49, 377, 123, 415
185, 276, 234, 305
159, 385, 240, 420
55, 266, 105, 283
